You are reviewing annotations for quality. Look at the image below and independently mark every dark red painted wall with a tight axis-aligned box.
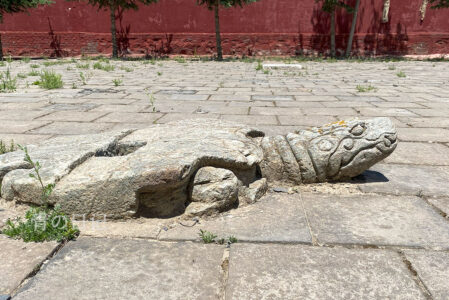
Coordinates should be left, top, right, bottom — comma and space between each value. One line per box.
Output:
1, 0, 449, 56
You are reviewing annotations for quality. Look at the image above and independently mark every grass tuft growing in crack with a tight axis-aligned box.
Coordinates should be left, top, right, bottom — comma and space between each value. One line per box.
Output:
356, 84, 377, 93
199, 230, 217, 243
199, 230, 238, 245
1, 145, 79, 242
0, 68, 17, 92
112, 78, 123, 86
93, 61, 115, 72
0, 139, 15, 154
34, 70, 63, 89
396, 71, 406, 78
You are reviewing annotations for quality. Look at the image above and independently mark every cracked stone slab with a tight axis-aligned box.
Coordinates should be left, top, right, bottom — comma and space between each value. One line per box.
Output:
0, 129, 133, 206
263, 63, 302, 69
427, 198, 449, 217
226, 244, 425, 300
0, 235, 58, 295
355, 164, 449, 197
403, 250, 449, 300
74, 218, 164, 239
301, 193, 449, 249
13, 237, 223, 300
159, 193, 312, 243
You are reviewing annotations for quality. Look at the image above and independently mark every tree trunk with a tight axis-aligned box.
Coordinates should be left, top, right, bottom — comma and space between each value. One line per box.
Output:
214, 0, 223, 61
110, 4, 118, 58
345, 0, 361, 57
420, 0, 429, 21
330, 8, 336, 57
382, 0, 390, 23
0, 16, 3, 60
0, 33, 3, 61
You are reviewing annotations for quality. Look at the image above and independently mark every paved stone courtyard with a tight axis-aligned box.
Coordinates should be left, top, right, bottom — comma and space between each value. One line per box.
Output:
0, 58, 449, 299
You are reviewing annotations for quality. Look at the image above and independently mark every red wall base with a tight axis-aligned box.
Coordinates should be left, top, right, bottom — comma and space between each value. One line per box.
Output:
3, 31, 449, 58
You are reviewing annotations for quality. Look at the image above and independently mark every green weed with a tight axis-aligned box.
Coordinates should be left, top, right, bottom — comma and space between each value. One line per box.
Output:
93, 62, 114, 72
76, 63, 90, 69
199, 230, 217, 244
2, 145, 79, 242
356, 84, 377, 93
112, 78, 123, 86
0, 68, 17, 92
120, 66, 133, 72
174, 57, 186, 63
396, 71, 406, 78
35, 70, 63, 89
0, 139, 15, 154
28, 70, 40, 76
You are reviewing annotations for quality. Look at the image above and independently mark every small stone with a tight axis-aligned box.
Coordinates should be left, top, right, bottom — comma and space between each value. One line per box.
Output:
273, 187, 289, 193
186, 167, 239, 216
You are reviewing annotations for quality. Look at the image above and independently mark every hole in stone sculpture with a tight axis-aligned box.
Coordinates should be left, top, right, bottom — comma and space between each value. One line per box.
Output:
246, 129, 265, 138
135, 183, 188, 218
95, 141, 147, 157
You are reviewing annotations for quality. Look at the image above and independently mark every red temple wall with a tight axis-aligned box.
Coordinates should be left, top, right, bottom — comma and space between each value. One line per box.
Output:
1, 0, 448, 57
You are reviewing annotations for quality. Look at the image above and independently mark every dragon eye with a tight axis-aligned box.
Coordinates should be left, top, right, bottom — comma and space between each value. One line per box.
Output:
350, 123, 366, 136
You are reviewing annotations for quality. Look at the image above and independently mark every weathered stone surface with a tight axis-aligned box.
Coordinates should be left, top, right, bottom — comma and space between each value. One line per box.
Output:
186, 167, 239, 216
384, 142, 449, 166
1, 118, 396, 219
0, 235, 58, 295
356, 164, 449, 197
74, 218, 163, 239
404, 250, 449, 300
13, 237, 223, 300
301, 193, 449, 249
427, 198, 449, 217
226, 244, 425, 300
160, 193, 312, 243
0, 130, 132, 205
262, 118, 397, 184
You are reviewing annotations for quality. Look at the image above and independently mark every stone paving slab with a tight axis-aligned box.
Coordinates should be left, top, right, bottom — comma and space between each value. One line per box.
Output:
397, 128, 449, 143
0, 121, 51, 134
384, 142, 449, 165
74, 218, 164, 239
13, 237, 224, 300
28, 122, 114, 135
301, 193, 449, 249
356, 164, 449, 197
160, 193, 312, 243
427, 198, 449, 217
403, 250, 449, 300
226, 244, 425, 300
0, 235, 58, 295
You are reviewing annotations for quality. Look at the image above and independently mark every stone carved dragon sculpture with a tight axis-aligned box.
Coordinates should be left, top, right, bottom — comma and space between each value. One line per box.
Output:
0, 118, 397, 218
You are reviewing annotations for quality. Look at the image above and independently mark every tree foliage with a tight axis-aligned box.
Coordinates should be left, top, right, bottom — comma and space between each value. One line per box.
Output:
0, 0, 52, 20
81, 0, 156, 11
316, 0, 353, 13
430, 0, 449, 8
197, 0, 258, 10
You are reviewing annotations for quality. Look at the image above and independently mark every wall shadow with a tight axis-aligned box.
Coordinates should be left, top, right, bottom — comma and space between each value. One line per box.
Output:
48, 18, 67, 57
116, 8, 131, 56
306, 0, 408, 56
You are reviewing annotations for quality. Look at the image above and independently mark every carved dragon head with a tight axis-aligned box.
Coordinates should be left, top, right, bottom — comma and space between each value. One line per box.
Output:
290, 117, 397, 182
